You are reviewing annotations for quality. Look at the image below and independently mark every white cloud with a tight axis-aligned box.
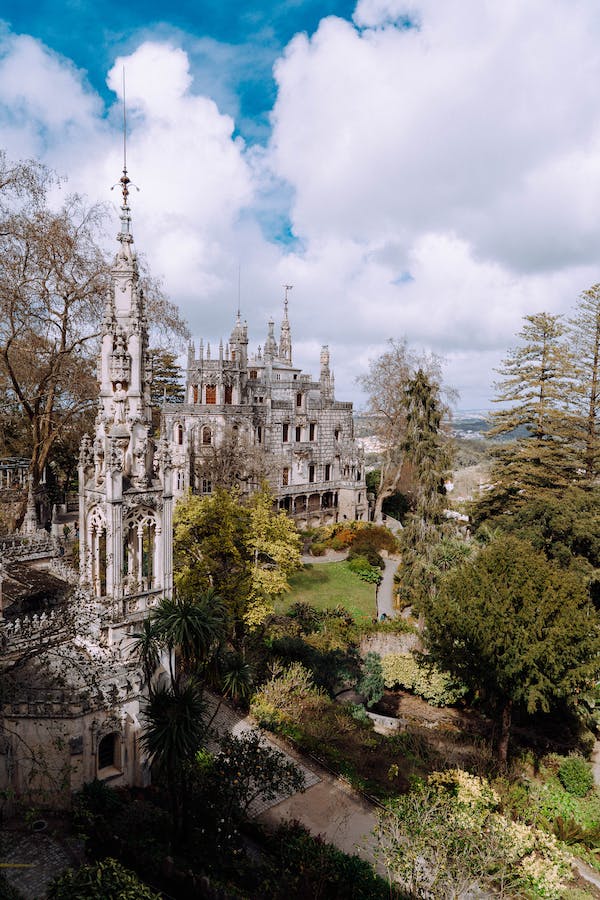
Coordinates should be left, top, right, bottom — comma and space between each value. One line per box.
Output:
1, 4, 600, 408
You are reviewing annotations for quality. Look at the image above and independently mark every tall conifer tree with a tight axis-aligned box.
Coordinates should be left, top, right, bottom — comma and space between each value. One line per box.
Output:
569, 284, 600, 482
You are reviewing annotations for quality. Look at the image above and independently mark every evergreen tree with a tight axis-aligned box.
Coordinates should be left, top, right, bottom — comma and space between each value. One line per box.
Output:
569, 284, 600, 481
425, 535, 600, 764
396, 369, 453, 610
480, 313, 576, 517
149, 350, 184, 406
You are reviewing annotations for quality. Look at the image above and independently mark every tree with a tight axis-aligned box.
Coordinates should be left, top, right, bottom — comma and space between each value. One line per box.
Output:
359, 340, 450, 521
194, 423, 273, 493
245, 484, 302, 627
481, 313, 576, 516
358, 339, 415, 522
173, 486, 301, 641
396, 369, 453, 610
425, 535, 600, 764
569, 284, 600, 481
141, 681, 207, 836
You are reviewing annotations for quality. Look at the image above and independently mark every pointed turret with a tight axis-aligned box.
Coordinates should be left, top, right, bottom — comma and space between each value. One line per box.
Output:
279, 286, 293, 364
264, 319, 278, 362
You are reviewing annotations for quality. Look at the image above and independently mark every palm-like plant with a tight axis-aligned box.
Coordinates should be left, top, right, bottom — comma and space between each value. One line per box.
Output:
141, 680, 206, 836
151, 587, 227, 685
221, 651, 254, 704
130, 617, 161, 688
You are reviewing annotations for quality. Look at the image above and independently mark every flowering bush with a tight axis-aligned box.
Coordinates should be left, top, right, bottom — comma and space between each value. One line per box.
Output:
381, 653, 467, 707
374, 769, 573, 899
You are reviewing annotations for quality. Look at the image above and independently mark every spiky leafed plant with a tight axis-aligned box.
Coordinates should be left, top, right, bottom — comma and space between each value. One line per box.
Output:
141, 680, 207, 836
130, 617, 161, 688
151, 587, 228, 686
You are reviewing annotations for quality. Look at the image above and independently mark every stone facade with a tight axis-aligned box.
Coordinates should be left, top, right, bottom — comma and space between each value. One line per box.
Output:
163, 302, 368, 527
0, 183, 170, 808
78, 191, 173, 625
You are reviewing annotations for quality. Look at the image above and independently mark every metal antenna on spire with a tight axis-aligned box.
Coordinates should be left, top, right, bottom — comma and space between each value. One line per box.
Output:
283, 284, 293, 312
237, 264, 241, 318
111, 67, 139, 210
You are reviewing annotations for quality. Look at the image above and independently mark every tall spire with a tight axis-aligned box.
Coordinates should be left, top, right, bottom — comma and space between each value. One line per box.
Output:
279, 284, 293, 364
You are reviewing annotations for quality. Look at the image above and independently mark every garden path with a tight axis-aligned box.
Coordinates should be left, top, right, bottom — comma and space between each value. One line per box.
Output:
592, 740, 600, 787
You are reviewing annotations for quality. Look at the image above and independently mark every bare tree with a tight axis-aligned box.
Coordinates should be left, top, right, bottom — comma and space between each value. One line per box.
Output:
194, 424, 275, 493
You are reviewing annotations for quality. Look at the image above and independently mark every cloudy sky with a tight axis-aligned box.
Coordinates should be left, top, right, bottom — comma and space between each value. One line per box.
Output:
1, 0, 599, 410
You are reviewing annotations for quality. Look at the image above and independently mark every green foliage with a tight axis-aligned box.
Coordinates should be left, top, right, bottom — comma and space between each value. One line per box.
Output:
381, 653, 467, 707
347, 555, 383, 583
208, 730, 305, 820
47, 858, 160, 899
558, 756, 595, 797
262, 821, 398, 899
174, 486, 301, 636
425, 535, 600, 760
357, 652, 385, 708
375, 770, 573, 899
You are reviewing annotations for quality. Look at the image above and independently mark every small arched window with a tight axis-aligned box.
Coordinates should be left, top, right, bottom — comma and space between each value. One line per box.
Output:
202, 426, 212, 445
296, 392, 302, 407
176, 423, 183, 446
98, 732, 119, 771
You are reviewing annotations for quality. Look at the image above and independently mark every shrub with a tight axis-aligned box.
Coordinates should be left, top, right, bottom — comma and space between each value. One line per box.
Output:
47, 858, 160, 899
347, 556, 382, 584
263, 821, 395, 899
558, 757, 595, 797
381, 653, 467, 707
310, 542, 327, 556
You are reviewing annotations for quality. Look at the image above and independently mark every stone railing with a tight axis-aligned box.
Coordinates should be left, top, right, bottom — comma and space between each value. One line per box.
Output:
0, 532, 59, 562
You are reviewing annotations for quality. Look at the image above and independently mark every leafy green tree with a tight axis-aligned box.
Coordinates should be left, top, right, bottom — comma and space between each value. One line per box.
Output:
425, 535, 600, 763
173, 486, 301, 641
245, 484, 302, 627
47, 857, 160, 899
207, 730, 305, 823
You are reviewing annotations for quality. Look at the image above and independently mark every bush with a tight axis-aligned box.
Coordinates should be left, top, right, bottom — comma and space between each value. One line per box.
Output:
348, 545, 384, 567
347, 556, 382, 584
310, 542, 327, 556
47, 858, 160, 899
558, 757, 595, 797
381, 653, 467, 707
262, 821, 396, 899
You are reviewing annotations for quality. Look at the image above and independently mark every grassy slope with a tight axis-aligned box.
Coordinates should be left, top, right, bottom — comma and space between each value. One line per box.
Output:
278, 561, 377, 621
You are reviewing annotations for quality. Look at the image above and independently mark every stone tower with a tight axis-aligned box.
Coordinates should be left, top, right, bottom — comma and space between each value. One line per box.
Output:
78, 173, 173, 631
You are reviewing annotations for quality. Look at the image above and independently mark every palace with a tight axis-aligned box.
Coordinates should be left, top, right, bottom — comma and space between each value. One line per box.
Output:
163, 302, 368, 527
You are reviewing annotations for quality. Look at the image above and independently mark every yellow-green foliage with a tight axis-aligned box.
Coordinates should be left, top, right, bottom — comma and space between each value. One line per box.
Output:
376, 769, 573, 899
381, 653, 467, 707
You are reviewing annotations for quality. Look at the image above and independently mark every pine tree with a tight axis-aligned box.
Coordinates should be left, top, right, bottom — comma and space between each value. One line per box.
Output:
481, 313, 576, 516
569, 284, 600, 482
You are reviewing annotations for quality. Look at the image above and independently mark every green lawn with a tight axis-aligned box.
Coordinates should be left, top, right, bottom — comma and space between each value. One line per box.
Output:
277, 561, 377, 621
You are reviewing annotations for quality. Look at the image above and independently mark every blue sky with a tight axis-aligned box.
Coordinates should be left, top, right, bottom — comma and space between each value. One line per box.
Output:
1, 1, 600, 409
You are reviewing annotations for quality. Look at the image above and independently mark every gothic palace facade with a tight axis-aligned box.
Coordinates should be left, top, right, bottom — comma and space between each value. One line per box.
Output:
162, 304, 368, 527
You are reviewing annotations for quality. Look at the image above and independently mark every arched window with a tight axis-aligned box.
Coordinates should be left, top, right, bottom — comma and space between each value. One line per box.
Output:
176, 423, 183, 446
193, 385, 199, 403
282, 467, 289, 486
205, 384, 216, 404
98, 732, 119, 772
224, 385, 233, 404
202, 426, 212, 445
296, 392, 302, 407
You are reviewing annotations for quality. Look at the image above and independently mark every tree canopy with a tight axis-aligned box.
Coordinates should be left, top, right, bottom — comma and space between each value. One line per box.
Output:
425, 535, 600, 763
